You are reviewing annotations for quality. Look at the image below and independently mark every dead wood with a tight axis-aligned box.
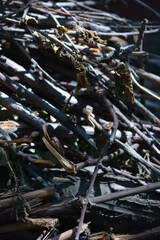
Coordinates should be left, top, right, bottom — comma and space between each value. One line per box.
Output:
0, 0, 160, 239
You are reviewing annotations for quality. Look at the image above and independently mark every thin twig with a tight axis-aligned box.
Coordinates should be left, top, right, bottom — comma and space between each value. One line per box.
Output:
131, 70, 160, 103
89, 180, 160, 204
75, 91, 119, 240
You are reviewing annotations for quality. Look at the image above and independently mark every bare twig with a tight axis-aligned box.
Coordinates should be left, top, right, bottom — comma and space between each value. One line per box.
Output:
75, 91, 119, 240
89, 181, 160, 204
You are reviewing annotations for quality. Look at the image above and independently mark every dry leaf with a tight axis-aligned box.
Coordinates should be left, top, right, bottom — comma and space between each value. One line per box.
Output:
0, 120, 19, 133
42, 125, 76, 173
104, 122, 113, 130
114, 63, 134, 103
33, 31, 51, 48
76, 70, 90, 91
80, 222, 91, 233
33, 31, 59, 53
78, 26, 105, 47
57, 25, 68, 34
24, 15, 38, 24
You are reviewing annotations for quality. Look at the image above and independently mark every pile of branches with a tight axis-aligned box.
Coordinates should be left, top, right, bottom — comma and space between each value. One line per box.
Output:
0, 0, 160, 239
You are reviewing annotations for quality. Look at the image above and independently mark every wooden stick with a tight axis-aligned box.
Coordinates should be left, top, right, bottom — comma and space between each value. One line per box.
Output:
0, 217, 59, 234
0, 187, 55, 209
90, 181, 160, 204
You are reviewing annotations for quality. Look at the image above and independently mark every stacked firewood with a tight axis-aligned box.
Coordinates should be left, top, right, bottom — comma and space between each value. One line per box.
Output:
0, 1, 160, 239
